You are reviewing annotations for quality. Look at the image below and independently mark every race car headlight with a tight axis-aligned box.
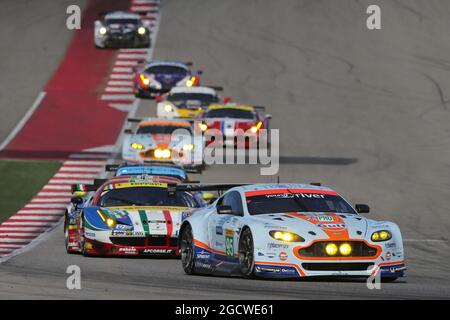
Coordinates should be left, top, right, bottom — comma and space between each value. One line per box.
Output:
164, 103, 173, 112
131, 142, 144, 150
182, 143, 194, 151
186, 76, 197, 87
269, 230, 304, 242
97, 210, 117, 229
250, 121, 263, 133
325, 243, 338, 256
199, 122, 208, 132
105, 217, 117, 228
371, 230, 392, 242
154, 148, 171, 159
137, 27, 146, 35
139, 74, 150, 86
99, 27, 107, 35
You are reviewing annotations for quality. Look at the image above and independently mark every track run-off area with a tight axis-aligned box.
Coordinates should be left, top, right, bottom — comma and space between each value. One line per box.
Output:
0, 0, 449, 299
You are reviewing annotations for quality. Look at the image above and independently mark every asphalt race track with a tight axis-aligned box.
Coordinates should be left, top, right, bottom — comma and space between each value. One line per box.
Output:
1, 0, 450, 299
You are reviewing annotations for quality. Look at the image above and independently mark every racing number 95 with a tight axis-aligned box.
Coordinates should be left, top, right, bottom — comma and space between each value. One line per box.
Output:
219, 304, 273, 315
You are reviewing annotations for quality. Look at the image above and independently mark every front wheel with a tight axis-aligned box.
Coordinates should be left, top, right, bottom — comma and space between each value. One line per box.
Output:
239, 228, 255, 278
180, 224, 196, 274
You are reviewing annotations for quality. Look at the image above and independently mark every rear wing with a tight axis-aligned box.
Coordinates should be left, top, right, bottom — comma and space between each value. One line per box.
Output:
253, 106, 266, 113
206, 85, 223, 91
167, 183, 248, 196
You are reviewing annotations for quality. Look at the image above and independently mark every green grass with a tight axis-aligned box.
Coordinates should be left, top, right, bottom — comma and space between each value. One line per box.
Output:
0, 159, 61, 223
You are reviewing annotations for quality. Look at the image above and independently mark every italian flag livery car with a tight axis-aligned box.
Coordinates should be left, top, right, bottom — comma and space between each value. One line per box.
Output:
65, 175, 202, 256
179, 183, 406, 281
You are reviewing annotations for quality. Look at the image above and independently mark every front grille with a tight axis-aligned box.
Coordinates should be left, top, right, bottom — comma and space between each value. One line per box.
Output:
298, 241, 378, 258
302, 263, 374, 271
110, 237, 146, 246
110, 236, 177, 247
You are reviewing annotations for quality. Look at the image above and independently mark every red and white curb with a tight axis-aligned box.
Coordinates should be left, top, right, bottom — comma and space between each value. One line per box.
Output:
0, 0, 161, 261
0, 157, 107, 258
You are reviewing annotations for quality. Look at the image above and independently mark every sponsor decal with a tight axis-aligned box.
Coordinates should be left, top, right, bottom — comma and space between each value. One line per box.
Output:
385, 242, 396, 249
317, 215, 334, 222
118, 247, 138, 254
115, 224, 133, 231
143, 249, 174, 254
225, 229, 234, 257
266, 193, 325, 199
196, 250, 211, 260
255, 266, 281, 273
85, 232, 95, 237
279, 252, 288, 261
317, 223, 346, 229
216, 226, 223, 235
267, 243, 289, 249
111, 231, 144, 237
385, 251, 392, 261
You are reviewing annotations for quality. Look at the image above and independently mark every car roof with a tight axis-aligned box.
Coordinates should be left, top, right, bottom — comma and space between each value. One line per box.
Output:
145, 60, 189, 69
105, 11, 141, 20
233, 183, 337, 193
169, 86, 216, 95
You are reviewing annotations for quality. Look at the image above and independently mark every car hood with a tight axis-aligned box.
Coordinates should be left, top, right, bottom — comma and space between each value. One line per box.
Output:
249, 212, 369, 240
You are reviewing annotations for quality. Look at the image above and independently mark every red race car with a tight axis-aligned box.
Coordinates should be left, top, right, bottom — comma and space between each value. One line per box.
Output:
196, 104, 272, 148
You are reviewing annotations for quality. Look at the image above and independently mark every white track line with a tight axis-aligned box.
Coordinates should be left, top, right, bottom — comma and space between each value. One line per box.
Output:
0, 92, 46, 151
110, 74, 134, 80
108, 80, 134, 86
105, 87, 134, 93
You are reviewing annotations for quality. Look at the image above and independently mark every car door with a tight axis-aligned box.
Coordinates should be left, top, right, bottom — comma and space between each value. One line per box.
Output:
210, 191, 244, 261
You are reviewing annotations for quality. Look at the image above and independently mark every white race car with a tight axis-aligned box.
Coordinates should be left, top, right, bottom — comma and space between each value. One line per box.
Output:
122, 118, 204, 172
156, 86, 222, 119
178, 183, 406, 281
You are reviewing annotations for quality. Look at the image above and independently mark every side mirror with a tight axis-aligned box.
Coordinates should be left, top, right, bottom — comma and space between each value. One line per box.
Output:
71, 196, 83, 205
155, 95, 163, 102
124, 129, 133, 134
217, 205, 233, 215
355, 204, 370, 214
265, 114, 272, 120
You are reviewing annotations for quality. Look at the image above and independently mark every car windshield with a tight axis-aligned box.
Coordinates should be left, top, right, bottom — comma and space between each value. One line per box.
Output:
100, 187, 198, 207
146, 65, 188, 76
137, 125, 192, 135
167, 93, 218, 105
106, 18, 139, 26
205, 108, 255, 119
246, 191, 356, 215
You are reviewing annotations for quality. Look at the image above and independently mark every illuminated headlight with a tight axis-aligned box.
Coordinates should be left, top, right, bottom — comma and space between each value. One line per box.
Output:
186, 76, 197, 87
139, 74, 150, 86
164, 103, 173, 112
325, 243, 338, 256
137, 27, 146, 35
182, 144, 194, 151
130, 142, 144, 150
250, 121, 263, 133
97, 210, 117, 229
99, 27, 107, 35
371, 230, 392, 242
154, 148, 171, 159
199, 123, 208, 132
269, 230, 304, 242
339, 243, 352, 256
105, 217, 117, 228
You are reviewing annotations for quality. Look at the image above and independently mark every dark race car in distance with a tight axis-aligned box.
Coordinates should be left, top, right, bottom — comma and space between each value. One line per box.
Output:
94, 11, 151, 49
134, 61, 202, 98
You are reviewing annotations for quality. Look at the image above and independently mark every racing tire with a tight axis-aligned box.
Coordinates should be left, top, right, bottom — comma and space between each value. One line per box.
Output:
64, 215, 73, 254
239, 228, 256, 278
180, 224, 196, 275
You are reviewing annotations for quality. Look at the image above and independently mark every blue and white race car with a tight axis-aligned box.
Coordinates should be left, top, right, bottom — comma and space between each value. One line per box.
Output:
177, 183, 406, 281
133, 61, 202, 98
